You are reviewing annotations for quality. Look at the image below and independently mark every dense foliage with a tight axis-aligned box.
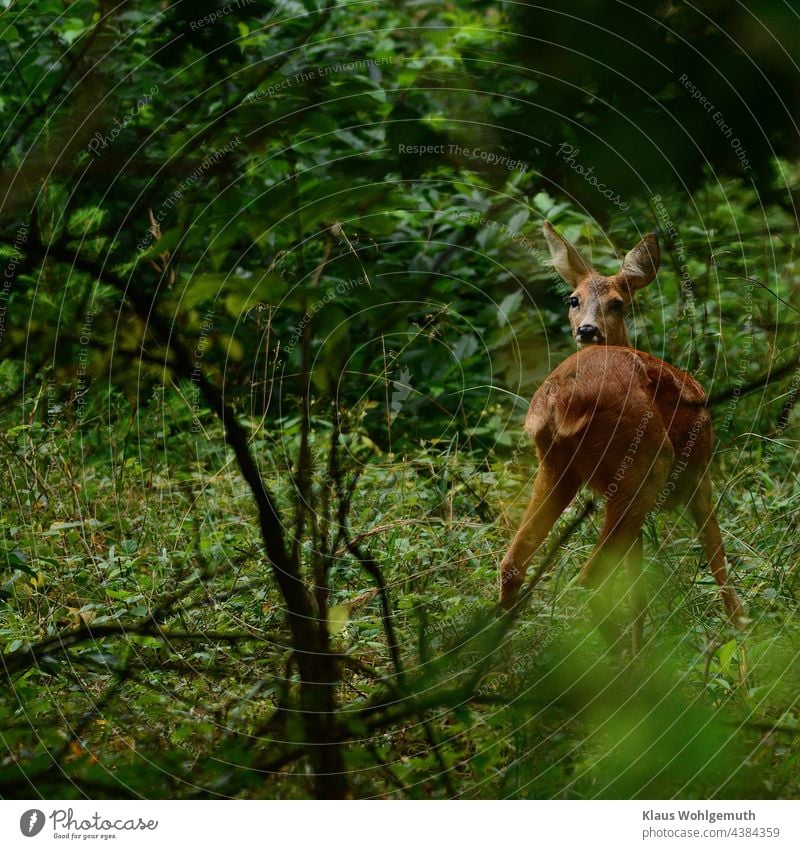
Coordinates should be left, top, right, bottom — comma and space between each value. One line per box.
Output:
0, 0, 798, 799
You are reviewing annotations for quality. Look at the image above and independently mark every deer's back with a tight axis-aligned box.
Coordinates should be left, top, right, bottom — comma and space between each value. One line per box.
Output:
525, 346, 713, 502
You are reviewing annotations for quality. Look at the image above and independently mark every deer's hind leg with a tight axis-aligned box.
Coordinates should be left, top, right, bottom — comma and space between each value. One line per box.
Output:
626, 532, 646, 655
499, 460, 579, 610
580, 447, 671, 651
688, 473, 744, 624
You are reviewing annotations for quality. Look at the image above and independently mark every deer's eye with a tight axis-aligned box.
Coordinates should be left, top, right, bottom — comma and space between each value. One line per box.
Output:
609, 299, 624, 312
568, 296, 580, 308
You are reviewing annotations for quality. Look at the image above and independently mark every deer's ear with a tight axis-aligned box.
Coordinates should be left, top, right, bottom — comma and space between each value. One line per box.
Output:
542, 220, 593, 285
619, 233, 659, 292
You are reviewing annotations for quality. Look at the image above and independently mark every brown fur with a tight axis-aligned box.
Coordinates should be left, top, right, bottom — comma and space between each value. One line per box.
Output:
527, 347, 709, 508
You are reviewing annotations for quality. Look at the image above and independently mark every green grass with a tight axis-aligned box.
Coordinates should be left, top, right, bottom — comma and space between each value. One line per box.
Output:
0, 388, 797, 799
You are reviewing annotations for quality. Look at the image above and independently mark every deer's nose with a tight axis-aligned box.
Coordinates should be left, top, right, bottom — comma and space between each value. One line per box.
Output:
576, 324, 599, 342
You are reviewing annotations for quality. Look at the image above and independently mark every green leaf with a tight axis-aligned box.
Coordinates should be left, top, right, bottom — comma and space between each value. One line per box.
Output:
497, 290, 523, 326
223, 270, 288, 316
182, 269, 287, 315
1, 546, 33, 576
181, 274, 226, 310
327, 604, 349, 636
136, 228, 183, 260
717, 639, 738, 675
506, 209, 530, 234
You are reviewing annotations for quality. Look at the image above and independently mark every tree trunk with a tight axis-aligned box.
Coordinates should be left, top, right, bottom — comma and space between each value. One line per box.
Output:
298, 651, 348, 799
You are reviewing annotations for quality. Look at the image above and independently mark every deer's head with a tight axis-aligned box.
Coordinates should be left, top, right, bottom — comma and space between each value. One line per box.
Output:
543, 221, 660, 347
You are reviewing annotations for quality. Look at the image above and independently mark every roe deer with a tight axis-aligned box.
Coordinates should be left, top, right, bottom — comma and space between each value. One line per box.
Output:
499, 221, 744, 651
